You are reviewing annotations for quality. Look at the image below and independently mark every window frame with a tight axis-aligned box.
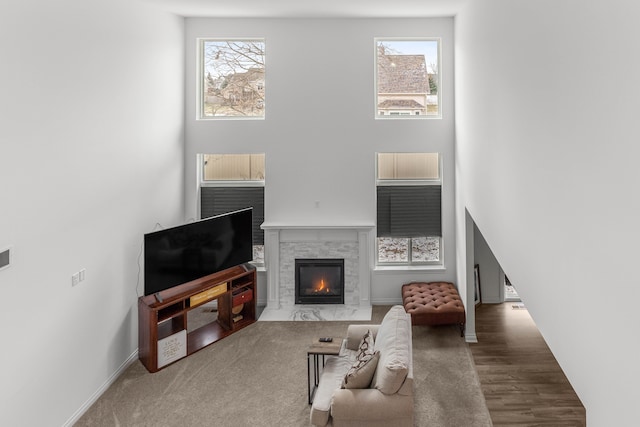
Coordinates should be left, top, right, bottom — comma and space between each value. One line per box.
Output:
375, 153, 443, 267
197, 38, 266, 121
374, 37, 441, 120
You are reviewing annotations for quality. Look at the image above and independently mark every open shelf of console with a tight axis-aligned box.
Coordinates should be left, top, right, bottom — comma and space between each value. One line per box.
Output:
138, 263, 257, 373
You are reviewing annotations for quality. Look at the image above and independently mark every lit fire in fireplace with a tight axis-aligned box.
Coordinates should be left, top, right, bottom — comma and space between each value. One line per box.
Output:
295, 259, 344, 304
312, 278, 332, 293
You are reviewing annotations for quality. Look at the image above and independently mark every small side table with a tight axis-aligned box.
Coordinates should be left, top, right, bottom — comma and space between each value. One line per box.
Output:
307, 337, 343, 404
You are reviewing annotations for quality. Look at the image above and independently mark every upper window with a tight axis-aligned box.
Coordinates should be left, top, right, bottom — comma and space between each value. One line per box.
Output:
375, 39, 440, 118
199, 39, 265, 119
376, 153, 442, 266
199, 154, 266, 265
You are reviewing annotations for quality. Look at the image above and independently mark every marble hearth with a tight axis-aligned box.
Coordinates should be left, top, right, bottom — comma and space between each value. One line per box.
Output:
258, 224, 374, 321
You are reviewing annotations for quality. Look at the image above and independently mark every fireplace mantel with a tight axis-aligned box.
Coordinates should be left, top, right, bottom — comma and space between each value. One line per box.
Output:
260, 223, 374, 310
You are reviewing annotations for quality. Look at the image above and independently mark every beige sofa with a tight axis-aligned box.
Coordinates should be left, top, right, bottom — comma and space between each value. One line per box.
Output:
310, 305, 414, 427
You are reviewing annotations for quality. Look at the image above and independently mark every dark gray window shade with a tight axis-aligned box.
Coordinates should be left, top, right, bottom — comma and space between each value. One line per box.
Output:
377, 185, 441, 237
201, 187, 264, 245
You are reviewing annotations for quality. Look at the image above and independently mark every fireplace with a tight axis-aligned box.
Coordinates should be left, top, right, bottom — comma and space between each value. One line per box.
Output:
295, 258, 345, 304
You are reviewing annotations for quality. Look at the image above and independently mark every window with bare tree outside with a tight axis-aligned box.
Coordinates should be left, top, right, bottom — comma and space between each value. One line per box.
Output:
376, 153, 442, 265
199, 39, 265, 119
376, 38, 440, 118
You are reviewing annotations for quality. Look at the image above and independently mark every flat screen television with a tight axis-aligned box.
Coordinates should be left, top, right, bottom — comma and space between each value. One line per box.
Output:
144, 208, 253, 296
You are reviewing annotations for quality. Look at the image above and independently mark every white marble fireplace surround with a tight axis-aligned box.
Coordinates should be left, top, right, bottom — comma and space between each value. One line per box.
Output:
259, 224, 374, 321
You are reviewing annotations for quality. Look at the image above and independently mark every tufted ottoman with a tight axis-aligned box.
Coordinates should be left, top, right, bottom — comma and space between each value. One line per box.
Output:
401, 282, 466, 336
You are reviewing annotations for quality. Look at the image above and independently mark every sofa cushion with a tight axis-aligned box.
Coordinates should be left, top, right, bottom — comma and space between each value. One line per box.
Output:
371, 305, 411, 395
310, 355, 352, 426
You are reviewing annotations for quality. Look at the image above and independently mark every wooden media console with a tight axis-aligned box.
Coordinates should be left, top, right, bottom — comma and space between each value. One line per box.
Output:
138, 264, 256, 372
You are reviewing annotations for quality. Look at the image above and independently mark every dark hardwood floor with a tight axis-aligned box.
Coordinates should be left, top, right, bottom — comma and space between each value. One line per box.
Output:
469, 302, 586, 426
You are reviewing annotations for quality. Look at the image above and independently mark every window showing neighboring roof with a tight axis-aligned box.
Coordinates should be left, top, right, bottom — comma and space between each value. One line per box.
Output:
199, 39, 265, 119
375, 39, 440, 118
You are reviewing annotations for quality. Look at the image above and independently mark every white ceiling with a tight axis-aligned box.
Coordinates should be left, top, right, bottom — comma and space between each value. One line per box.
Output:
141, 0, 468, 18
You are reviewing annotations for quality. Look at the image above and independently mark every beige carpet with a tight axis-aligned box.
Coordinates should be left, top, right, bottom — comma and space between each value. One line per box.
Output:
76, 306, 492, 426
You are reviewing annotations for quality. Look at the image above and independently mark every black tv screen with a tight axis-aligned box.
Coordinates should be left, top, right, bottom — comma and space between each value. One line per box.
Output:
144, 208, 253, 296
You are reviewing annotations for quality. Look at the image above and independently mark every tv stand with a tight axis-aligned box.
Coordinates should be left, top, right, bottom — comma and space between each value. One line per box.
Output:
138, 264, 256, 373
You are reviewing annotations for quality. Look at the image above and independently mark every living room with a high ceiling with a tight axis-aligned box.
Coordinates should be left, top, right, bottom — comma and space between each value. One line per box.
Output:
1, 0, 638, 426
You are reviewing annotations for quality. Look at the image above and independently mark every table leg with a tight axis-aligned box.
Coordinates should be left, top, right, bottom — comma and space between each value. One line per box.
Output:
308, 353, 326, 404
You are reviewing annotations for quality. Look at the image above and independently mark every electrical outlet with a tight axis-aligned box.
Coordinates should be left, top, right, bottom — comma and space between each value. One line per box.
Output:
79, 269, 86, 282
72, 272, 80, 286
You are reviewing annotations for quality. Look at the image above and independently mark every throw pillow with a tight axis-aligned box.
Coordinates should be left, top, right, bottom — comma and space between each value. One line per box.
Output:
342, 351, 380, 389
342, 329, 378, 389
355, 328, 375, 359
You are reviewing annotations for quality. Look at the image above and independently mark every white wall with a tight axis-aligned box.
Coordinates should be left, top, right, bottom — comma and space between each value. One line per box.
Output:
184, 18, 457, 303
474, 223, 502, 303
456, 1, 640, 424
0, 1, 184, 425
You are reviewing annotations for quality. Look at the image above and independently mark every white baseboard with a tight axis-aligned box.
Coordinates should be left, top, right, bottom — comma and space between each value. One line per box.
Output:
371, 298, 404, 305
63, 350, 139, 427
465, 333, 478, 343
